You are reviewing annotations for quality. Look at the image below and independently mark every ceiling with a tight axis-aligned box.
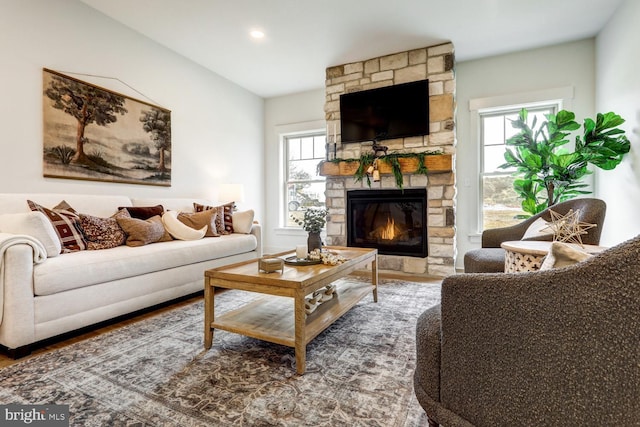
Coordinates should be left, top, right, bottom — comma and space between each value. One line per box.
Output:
79, 0, 623, 98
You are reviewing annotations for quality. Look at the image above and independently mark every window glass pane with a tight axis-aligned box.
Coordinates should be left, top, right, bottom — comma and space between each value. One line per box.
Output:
482, 175, 525, 230
482, 115, 504, 146
288, 138, 301, 160
483, 145, 511, 173
300, 136, 314, 159
288, 159, 320, 180
313, 136, 326, 158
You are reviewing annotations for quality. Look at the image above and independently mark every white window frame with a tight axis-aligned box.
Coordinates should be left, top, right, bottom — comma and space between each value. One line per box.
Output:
273, 120, 326, 234
469, 87, 574, 236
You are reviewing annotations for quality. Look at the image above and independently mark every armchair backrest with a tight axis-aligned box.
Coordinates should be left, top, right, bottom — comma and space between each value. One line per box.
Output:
482, 198, 606, 247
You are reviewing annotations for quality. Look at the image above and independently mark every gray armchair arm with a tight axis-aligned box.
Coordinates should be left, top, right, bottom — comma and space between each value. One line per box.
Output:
438, 236, 640, 426
414, 305, 442, 407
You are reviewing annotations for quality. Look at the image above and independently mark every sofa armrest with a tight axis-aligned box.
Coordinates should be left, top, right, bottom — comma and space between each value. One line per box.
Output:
439, 237, 640, 425
0, 245, 37, 349
250, 223, 262, 258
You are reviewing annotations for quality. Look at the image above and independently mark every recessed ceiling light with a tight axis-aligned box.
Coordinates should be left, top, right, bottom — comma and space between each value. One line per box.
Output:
250, 30, 265, 39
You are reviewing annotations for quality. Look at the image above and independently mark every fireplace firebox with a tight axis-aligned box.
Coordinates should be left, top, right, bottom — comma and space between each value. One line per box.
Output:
346, 189, 427, 257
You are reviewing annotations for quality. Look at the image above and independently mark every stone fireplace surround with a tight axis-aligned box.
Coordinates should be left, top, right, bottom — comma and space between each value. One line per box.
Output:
323, 42, 456, 277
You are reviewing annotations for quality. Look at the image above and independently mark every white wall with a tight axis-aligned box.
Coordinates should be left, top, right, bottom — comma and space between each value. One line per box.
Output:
455, 39, 596, 269
0, 0, 264, 220
263, 89, 325, 253
595, 0, 640, 246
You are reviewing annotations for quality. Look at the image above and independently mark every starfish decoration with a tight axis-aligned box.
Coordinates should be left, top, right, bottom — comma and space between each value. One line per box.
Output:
542, 208, 597, 247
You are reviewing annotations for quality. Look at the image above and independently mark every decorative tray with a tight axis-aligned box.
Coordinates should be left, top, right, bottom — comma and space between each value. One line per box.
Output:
284, 256, 322, 266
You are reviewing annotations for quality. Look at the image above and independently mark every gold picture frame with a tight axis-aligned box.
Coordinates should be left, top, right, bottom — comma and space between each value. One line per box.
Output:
42, 68, 171, 186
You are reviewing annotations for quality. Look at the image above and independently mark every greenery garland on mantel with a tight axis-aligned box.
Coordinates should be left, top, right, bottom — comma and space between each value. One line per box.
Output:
322, 150, 443, 189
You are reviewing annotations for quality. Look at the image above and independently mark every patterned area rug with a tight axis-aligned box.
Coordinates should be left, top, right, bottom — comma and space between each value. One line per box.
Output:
0, 277, 440, 426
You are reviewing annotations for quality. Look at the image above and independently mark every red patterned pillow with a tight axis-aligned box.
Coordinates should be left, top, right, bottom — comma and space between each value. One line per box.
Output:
193, 202, 234, 234
117, 205, 164, 220
27, 200, 87, 253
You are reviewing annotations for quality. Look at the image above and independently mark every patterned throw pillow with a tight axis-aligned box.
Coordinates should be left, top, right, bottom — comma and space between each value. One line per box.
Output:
79, 209, 129, 250
116, 215, 167, 247
193, 202, 234, 234
177, 209, 219, 237
27, 200, 87, 253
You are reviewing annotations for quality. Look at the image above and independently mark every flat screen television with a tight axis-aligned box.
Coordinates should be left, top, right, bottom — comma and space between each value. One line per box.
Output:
339, 79, 429, 144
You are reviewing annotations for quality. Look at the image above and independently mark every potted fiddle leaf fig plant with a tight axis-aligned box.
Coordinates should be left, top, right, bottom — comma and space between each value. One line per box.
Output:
500, 109, 630, 217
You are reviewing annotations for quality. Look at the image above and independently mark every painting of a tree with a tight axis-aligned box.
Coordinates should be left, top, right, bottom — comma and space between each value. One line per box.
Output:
140, 108, 171, 175
42, 69, 172, 186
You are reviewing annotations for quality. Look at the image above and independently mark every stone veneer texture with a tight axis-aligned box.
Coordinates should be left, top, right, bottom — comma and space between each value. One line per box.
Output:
324, 42, 456, 277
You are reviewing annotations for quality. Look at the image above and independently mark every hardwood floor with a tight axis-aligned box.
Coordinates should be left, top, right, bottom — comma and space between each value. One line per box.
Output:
0, 273, 441, 369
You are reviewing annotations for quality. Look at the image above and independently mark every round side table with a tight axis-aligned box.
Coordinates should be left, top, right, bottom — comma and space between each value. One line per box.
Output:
500, 241, 606, 273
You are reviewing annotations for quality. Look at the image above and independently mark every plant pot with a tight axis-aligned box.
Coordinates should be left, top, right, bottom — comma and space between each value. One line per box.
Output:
307, 231, 322, 253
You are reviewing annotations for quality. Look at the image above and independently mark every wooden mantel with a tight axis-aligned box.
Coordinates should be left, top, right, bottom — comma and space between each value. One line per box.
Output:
318, 153, 452, 177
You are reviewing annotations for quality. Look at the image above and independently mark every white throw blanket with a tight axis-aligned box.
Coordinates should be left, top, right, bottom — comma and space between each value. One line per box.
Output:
0, 233, 47, 323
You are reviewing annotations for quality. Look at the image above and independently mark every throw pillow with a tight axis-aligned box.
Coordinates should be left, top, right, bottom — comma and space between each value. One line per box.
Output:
232, 209, 255, 234
79, 210, 128, 250
162, 211, 207, 241
176, 209, 219, 237
116, 215, 167, 247
0, 211, 61, 257
539, 242, 592, 270
27, 200, 87, 253
118, 205, 164, 220
193, 202, 234, 234
522, 217, 553, 240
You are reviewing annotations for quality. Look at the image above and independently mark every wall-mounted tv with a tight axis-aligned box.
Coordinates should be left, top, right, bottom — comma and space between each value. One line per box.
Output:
339, 79, 429, 144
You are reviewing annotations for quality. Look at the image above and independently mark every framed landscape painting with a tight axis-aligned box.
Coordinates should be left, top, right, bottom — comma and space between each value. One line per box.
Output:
42, 68, 171, 186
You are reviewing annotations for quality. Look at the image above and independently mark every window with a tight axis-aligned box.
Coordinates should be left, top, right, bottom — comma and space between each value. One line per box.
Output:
480, 104, 558, 230
284, 132, 326, 227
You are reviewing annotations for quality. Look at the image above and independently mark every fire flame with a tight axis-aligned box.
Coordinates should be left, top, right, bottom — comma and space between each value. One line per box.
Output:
380, 217, 396, 240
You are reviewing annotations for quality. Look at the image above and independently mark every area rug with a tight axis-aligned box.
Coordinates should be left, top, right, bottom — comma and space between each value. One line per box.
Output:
0, 277, 440, 426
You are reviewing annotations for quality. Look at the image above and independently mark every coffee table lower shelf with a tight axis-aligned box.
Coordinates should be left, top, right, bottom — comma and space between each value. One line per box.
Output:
210, 281, 373, 348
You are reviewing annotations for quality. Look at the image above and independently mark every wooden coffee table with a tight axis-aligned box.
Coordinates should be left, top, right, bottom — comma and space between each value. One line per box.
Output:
203, 246, 378, 374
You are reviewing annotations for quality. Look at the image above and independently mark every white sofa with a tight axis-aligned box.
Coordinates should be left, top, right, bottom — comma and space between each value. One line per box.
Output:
0, 193, 262, 356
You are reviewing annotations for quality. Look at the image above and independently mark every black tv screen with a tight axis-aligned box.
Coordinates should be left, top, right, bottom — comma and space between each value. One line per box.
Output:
339, 79, 429, 144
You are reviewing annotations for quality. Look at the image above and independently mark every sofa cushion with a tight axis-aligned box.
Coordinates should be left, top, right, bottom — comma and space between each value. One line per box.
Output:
79, 210, 128, 250
32, 234, 258, 296
27, 200, 87, 253
0, 211, 61, 257
176, 209, 219, 237
162, 211, 207, 240
117, 215, 170, 247
232, 210, 255, 234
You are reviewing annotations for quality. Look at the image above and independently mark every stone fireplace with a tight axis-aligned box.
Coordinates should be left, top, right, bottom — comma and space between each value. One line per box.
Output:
322, 43, 456, 277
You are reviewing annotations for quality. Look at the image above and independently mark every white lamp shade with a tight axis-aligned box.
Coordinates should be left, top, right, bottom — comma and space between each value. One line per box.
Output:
218, 184, 245, 203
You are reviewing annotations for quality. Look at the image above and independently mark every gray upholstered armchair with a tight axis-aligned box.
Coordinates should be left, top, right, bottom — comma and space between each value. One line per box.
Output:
464, 198, 606, 273
414, 235, 640, 426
